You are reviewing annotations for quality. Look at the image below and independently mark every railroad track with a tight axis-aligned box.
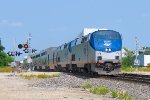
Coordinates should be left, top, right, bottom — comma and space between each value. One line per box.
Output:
69, 72, 150, 84
107, 73, 150, 84
35, 69, 150, 84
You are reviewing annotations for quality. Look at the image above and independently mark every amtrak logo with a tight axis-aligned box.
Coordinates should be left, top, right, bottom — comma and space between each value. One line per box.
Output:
104, 41, 112, 46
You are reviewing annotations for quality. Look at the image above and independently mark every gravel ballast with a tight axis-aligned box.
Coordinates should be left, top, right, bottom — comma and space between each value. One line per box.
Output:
28, 72, 150, 100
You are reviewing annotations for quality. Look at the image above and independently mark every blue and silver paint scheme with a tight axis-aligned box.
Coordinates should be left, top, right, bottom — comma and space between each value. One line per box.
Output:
89, 30, 122, 74
30, 29, 122, 75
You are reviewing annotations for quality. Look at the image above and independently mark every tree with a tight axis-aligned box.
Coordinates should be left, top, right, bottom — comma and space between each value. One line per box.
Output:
0, 52, 13, 66
0, 45, 5, 52
0, 42, 13, 66
143, 47, 150, 55
122, 48, 135, 67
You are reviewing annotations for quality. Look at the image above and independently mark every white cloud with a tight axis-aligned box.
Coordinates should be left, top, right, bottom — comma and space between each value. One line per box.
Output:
0, 20, 23, 27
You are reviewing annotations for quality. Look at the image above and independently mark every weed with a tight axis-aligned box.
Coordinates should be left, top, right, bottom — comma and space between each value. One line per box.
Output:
122, 67, 136, 72
0, 67, 15, 72
118, 91, 132, 100
24, 75, 35, 80
91, 86, 109, 95
22, 73, 60, 80
111, 90, 118, 98
82, 83, 92, 90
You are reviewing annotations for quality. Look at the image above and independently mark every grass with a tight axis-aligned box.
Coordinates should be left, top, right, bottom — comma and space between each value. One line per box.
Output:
22, 73, 60, 80
118, 91, 133, 100
90, 86, 109, 95
111, 90, 118, 98
37, 73, 60, 79
0, 66, 16, 72
24, 74, 36, 80
122, 67, 136, 72
82, 83, 92, 90
122, 66, 150, 72
138, 67, 150, 72
111, 90, 133, 100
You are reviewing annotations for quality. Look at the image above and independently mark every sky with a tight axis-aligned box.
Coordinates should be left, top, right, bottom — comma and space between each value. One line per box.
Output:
0, 0, 150, 60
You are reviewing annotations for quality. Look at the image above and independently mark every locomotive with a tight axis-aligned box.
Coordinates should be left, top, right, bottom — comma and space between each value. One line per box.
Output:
30, 28, 122, 75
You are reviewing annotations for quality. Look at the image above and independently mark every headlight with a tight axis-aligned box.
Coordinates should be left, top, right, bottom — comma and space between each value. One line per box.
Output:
105, 48, 111, 52
116, 52, 119, 56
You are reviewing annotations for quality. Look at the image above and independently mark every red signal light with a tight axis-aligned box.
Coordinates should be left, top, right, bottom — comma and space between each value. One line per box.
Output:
23, 44, 28, 48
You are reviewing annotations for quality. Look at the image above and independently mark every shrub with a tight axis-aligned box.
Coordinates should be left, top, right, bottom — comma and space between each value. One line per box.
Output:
138, 67, 150, 72
0, 67, 15, 72
24, 75, 35, 80
118, 91, 132, 100
82, 83, 92, 90
91, 86, 109, 95
121, 67, 136, 72
22, 73, 60, 80
147, 63, 150, 67
111, 90, 118, 98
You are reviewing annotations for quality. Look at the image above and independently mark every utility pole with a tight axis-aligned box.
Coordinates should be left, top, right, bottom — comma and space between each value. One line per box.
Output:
0, 38, 1, 46
27, 33, 32, 71
13, 37, 16, 67
135, 37, 139, 72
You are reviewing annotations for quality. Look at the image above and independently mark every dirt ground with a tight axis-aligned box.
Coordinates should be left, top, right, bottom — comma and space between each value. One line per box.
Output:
0, 72, 111, 100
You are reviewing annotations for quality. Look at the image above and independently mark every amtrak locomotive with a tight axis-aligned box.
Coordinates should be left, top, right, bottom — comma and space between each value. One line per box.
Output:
30, 28, 122, 75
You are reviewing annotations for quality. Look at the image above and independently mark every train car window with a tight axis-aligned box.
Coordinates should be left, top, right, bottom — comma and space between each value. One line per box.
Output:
64, 43, 67, 49
33, 56, 35, 59
72, 54, 75, 61
36, 54, 40, 58
57, 57, 60, 62
41, 51, 46, 56
81, 36, 87, 43
87, 34, 91, 40
71, 40, 76, 47
76, 37, 82, 45
60, 45, 64, 50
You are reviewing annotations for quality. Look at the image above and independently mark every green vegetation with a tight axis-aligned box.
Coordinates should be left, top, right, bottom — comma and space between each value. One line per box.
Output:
82, 83, 92, 90
122, 48, 135, 68
140, 47, 150, 55
37, 73, 60, 79
24, 74, 36, 80
111, 90, 132, 100
90, 86, 109, 95
0, 67, 15, 72
0, 43, 13, 67
122, 66, 150, 72
122, 67, 136, 72
82, 83, 133, 99
22, 73, 60, 80
111, 90, 118, 98
118, 92, 132, 100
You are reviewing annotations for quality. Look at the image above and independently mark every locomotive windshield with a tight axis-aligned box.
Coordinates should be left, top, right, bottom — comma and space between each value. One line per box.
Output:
90, 30, 122, 52
94, 30, 121, 40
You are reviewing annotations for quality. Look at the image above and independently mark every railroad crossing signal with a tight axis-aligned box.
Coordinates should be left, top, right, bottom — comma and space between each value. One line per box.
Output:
32, 49, 37, 53
7, 51, 23, 56
18, 44, 28, 49
23, 44, 28, 48
18, 44, 23, 49
23, 49, 29, 53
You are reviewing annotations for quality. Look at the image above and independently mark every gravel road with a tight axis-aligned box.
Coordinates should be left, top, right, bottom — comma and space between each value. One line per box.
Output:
0, 72, 114, 100
0, 72, 150, 100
